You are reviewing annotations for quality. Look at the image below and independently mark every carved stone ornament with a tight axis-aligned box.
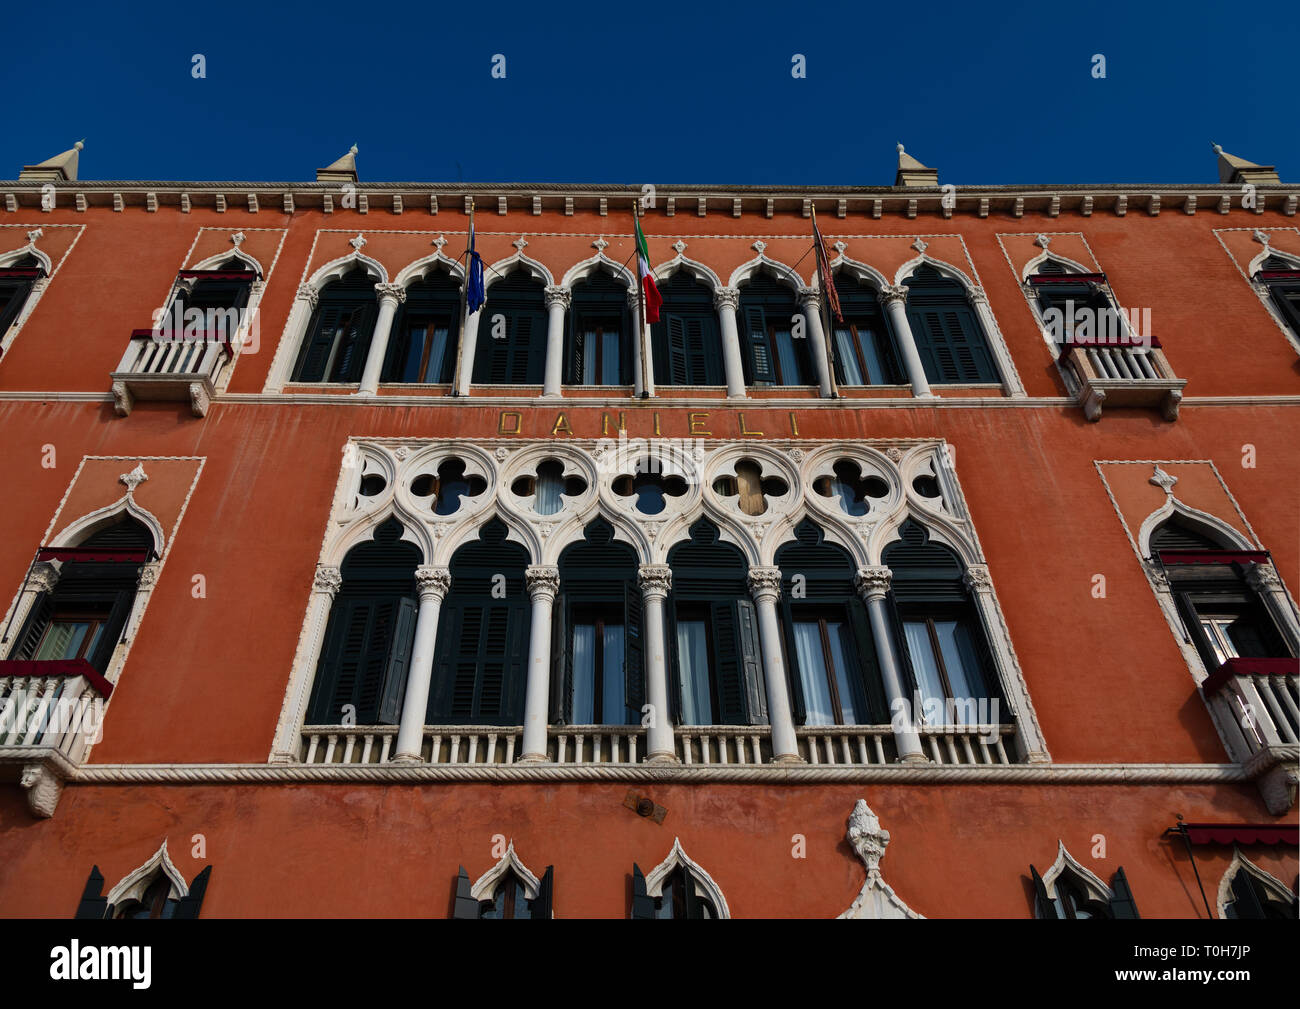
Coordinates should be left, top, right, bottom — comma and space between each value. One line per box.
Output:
713, 287, 740, 311
29, 561, 61, 593
394, 446, 410, 461
21, 763, 64, 819
910, 237, 928, 254
415, 566, 452, 599
747, 566, 782, 599
495, 446, 510, 462
296, 284, 319, 308
433, 236, 447, 251
136, 563, 160, 590
119, 463, 149, 494
512, 236, 529, 252
525, 566, 560, 600
1245, 563, 1282, 592
313, 566, 343, 596
838, 799, 922, 919
1148, 465, 1179, 494
375, 283, 407, 304
349, 234, 367, 251
751, 240, 767, 254
1252, 229, 1271, 247
886, 447, 903, 462
855, 566, 892, 601
788, 448, 805, 462
231, 231, 246, 247
879, 284, 908, 306
832, 240, 847, 255
592, 237, 609, 252
544, 285, 572, 309
1033, 233, 1052, 249
672, 239, 687, 254
27, 227, 44, 245
962, 565, 993, 593
638, 564, 672, 598
1142, 558, 1171, 591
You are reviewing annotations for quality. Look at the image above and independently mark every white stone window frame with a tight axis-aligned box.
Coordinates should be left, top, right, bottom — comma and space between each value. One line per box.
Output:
469, 839, 544, 906
812, 253, 913, 394
104, 838, 191, 909
1212, 226, 1300, 355
0, 223, 85, 357
558, 248, 639, 392
642, 837, 729, 918
1036, 840, 1114, 917
1215, 848, 1296, 918
270, 437, 1049, 767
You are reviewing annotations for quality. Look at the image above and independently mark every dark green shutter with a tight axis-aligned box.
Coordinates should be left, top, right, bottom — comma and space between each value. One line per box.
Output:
330, 304, 376, 382
907, 304, 997, 383
376, 597, 418, 724
308, 599, 362, 723
12, 594, 54, 660
355, 599, 398, 723
532, 865, 554, 919
885, 590, 920, 699
743, 305, 776, 384
667, 596, 683, 724
73, 866, 109, 919
847, 599, 890, 724
88, 589, 134, 674
682, 864, 704, 919
172, 866, 211, 919
624, 581, 645, 720
735, 598, 767, 725
510, 314, 534, 383
1030, 865, 1057, 919
686, 318, 714, 384
1226, 871, 1266, 919
501, 602, 530, 723
666, 315, 689, 385
631, 863, 655, 919
1108, 867, 1140, 919
711, 601, 748, 725
566, 311, 583, 384
549, 594, 570, 724
453, 866, 481, 919
294, 304, 344, 382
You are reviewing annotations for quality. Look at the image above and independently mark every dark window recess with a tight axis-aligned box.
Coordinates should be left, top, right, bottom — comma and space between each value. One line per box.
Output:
292, 268, 378, 382
1030, 864, 1138, 919
652, 272, 724, 385
777, 521, 889, 726
903, 266, 998, 383
74, 864, 212, 919
169, 258, 255, 339
307, 518, 419, 725
828, 270, 904, 386
1257, 255, 1300, 337
553, 520, 643, 725
568, 271, 632, 385
0, 254, 45, 336
1223, 867, 1299, 919
452, 864, 554, 919
667, 520, 765, 726
11, 518, 152, 674
1031, 269, 1114, 351
738, 272, 810, 385
428, 520, 530, 725
381, 271, 461, 383
631, 863, 717, 919
473, 270, 547, 384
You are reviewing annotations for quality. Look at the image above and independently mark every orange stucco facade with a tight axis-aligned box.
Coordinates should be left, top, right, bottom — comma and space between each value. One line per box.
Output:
0, 173, 1296, 919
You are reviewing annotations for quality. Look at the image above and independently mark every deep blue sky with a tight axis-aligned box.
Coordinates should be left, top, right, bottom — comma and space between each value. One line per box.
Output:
3, 0, 1295, 187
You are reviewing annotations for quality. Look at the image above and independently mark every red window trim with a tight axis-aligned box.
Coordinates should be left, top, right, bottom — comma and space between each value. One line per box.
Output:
1028, 272, 1108, 286
36, 546, 151, 564
1202, 656, 1299, 694
0, 658, 113, 697
1158, 549, 1270, 566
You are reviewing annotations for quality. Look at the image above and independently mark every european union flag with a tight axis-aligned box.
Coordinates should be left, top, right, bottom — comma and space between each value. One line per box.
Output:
466, 220, 486, 315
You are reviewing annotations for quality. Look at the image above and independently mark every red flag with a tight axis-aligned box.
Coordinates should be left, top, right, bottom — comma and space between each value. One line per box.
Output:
812, 214, 843, 324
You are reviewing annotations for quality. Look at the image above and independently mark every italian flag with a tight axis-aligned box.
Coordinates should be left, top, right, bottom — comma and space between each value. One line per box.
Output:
635, 215, 662, 323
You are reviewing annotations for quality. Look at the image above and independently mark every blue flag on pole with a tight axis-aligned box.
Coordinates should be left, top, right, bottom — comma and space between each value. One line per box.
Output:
466, 219, 486, 314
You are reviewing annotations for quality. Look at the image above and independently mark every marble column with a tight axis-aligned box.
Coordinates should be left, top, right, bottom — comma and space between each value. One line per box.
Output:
519, 566, 560, 761
747, 566, 802, 763
879, 284, 933, 398
855, 566, 927, 763
797, 287, 834, 397
392, 566, 452, 761
639, 565, 677, 762
358, 283, 407, 395
542, 285, 570, 398
713, 286, 747, 399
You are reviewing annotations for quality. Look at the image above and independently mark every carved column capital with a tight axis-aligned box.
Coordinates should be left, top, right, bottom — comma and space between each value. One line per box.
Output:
638, 564, 672, 600
28, 561, 61, 593
136, 562, 161, 590
313, 565, 343, 598
747, 566, 783, 602
962, 564, 993, 594
967, 286, 989, 305
856, 566, 893, 601
879, 284, 909, 306
374, 283, 407, 305
796, 286, 821, 308
296, 284, 319, 308
415, 566, 452, 601
525, 565, 560, 602
1245, 562, 1282, 593
544, 285, 572, 310
1142, 558, 1172, 591
713, 286, 740, 311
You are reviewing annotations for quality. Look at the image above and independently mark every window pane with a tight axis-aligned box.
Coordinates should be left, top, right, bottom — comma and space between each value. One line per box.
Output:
826, 622, 862, 724
581, 330, 597, 384
676, 619, 711, 725
859, 327, 890, 385
903, 621, 946, 715
35, 621, 89, 661
572, 623, 596, 723
793, 622, 835, 725
601, 329, 621, 385
602, 623, 626, 723
424, 326, 449, 382
834, 328, 865, 385
773, 329, 802, 384
400, 326, 427, 382
1199, 618, 1234, 665
934, 620, 979, 720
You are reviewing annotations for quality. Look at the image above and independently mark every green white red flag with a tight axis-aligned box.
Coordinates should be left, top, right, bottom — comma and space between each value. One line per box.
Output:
634, 214, 662, 323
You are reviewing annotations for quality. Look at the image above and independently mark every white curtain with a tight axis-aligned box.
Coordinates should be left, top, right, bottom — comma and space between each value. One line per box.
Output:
793, 622, 834, 725
903, 621, 946, 718
676, 621, 712, 724
773, 329, 801, 384
571, 624, 595, 723
834, 328, 864, 385
825, 622, 862, 724
601, 623, 626, 724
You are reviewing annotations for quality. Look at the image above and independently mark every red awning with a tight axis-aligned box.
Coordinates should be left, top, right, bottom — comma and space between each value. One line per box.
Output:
1257, 270, 1300, 283
0, 658, 113, 697
1029, 272, 1108, 285
36, 546, 150, 564
1182, 823, 1299, 846
1203, 656, 1300, 694
1158, 549, 1270, 566
176, 269, 258, 281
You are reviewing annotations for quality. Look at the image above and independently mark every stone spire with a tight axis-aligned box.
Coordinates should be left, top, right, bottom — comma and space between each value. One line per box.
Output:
1211, 142, 1280, 185
894, 143, 938, 187
19, 140, 84, 182
317, 144, 359, 183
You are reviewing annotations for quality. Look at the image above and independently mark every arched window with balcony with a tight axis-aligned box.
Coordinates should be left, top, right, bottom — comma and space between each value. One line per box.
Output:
427, 519, 531, 725
829, 271, 904, 386
0, 253, 46, 339
381, 269, 460, 384
665, 520, 765, 726
738, 271, 810, 386
291, 267, 379, 383
775, 521, 888, 727
903, 265, 998, 384
473, 270, 547, 385
1255, 253, 1300, 339
305, 517, 420, 727
567, 271, 632, 386
651, 271, 725, 386
554, 520, 642, 726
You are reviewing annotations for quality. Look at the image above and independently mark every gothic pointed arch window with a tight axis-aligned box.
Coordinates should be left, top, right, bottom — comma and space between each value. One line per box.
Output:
452, 843, 554, 919
73, 842, 212, 919
903, 265, 998, 384
738, 270, 810, 386
381, 268, 460, 384
554, 520, 642, 726
666, 520, 765, 726
305, 517, 420, 726
830, 270, 904, 386
9, 515, 153, 675
292, 267, 379, 382
630, 839, 728, 919
1029, 843, 1140, 919
473, 270, 547, 385
0, 252, 45, 338
883, 520, 1006, 725
567, 271, 632, 386
1027, 258, 1117, 356
775, 521, 888, 726
651, 271, 725, 386
170, 256, 257, 343
1219, 852, 1298, 919
1254, 253, 1300, 339
427, 519, 531, 725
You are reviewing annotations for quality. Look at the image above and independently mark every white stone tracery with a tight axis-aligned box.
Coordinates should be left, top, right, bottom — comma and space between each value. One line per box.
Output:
470, 840, 543, 902
104, 839, 190, 908
1216, 849, 1296, 918
1037, 840, 1113, 913
643, 837, 729, 918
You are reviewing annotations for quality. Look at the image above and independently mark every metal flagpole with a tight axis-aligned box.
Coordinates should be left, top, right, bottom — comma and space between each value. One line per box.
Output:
812, 206, 840, 398
635, 200, 651, 398
450, 197, 475, 396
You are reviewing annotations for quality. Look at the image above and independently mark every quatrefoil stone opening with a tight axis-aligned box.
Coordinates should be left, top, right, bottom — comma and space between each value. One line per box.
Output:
510, 458, 588, 516
814, 460, 889, 517
712, 459, 789, 516
410, 458, 487, 515
613, 463, 689, 515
